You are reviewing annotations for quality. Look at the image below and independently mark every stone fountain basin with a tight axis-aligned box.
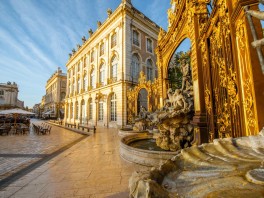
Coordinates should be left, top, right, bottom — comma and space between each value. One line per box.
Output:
120, 133, 179, 167
129, 135, 264, 198
118, 128, 147, 138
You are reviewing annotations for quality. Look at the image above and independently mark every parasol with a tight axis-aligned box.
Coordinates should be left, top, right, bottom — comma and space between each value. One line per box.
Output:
0, 108, 35, 126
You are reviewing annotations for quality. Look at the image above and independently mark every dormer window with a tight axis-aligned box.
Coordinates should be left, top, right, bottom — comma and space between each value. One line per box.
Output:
146, 38, 153, 53
133, 30, 140, 46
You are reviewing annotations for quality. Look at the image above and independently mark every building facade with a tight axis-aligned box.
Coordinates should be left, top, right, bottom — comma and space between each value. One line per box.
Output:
0, 82, 24, 110
64, 0, 160, 128
43, 67, 67, 118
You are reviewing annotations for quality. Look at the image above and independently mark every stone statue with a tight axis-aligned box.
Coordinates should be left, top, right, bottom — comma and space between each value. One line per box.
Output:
97, 21, 102, 28
88, 29, 93, 37
82, 36, 86, 43
180, 59, 190, 90
107, 8, 112, 17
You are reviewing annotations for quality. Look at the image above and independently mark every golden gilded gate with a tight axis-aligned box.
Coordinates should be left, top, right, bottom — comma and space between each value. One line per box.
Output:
156, 0, 264, 143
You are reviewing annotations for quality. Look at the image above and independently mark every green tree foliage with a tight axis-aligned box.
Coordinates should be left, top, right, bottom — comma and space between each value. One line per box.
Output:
168, 51, 191, 91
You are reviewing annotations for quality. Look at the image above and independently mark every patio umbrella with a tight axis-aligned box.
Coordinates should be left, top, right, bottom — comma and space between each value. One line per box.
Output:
0, 108, 35, 125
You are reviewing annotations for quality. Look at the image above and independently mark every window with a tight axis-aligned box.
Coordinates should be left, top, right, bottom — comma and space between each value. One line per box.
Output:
146, 38, 153, 53
110, 94, 117, 121
91, 51, 95, 62
72, 81, 75, 94
132, 54, 140, 82
89, 100, 93, 120
99, 63, 105, 85
90, 69, 95, 88
77, 78, 81, 93
68, 81, 71, 95
61, 92, 66, 100
111, 33, 117, 48
100, 43, 104, 56
0, 90, 4, 96
98, 99, 104, 121
71, 103, 73, 118
146, 59, 153, 81
75, 101, 79, 119
111, 56, 118, 80
133, 30, 140, 46
81, 100, 85, 124
83, 74, 88, 91
84, 57, 87, 68
78, 62, 81, 72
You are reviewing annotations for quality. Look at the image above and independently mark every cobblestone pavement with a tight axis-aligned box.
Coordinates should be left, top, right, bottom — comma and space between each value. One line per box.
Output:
0, 121, 149, 198
0, 120, 85, 189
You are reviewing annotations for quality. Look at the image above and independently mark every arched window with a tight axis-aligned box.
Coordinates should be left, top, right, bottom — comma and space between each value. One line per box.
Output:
132, 54, 140, 82
83, 73, 88, 91
99, 63, 105, 86
75, 101, 79, 119
146, 59, 153, 81
89, 99, 93, 120
111, 56, 118, 80
110, 93, 117, 121
90, 69, 95, 89
98, 99, 104, 121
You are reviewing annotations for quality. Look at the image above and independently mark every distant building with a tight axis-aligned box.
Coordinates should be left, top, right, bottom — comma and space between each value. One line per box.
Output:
43, 67, 67, 118
32, 103, 41, 117
64, 0, 160, 128
0, 82, 24, 110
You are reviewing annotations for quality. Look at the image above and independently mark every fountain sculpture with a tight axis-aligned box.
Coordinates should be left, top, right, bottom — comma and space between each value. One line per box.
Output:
132, 56, 194, 152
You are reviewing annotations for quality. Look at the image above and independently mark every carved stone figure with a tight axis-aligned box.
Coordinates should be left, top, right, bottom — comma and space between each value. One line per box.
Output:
181, 59, 190, 90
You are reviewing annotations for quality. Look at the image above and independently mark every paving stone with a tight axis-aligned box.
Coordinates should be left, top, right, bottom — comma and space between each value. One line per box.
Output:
0, 120, 150, 197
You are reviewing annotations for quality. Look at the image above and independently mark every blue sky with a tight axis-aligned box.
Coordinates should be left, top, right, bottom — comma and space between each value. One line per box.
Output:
0, 0, 171, 108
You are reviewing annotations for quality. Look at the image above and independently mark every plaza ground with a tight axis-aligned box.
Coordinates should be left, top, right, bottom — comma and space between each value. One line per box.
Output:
0, 120, 149, 198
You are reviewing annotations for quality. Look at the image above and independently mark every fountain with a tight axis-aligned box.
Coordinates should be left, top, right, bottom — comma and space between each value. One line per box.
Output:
120, 52, 194, 166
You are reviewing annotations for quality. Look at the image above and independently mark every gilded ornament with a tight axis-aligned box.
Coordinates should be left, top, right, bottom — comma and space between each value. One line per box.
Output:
204, 84, 212, 115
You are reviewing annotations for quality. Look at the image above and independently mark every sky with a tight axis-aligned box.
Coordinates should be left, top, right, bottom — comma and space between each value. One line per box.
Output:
0, 0, 171, 108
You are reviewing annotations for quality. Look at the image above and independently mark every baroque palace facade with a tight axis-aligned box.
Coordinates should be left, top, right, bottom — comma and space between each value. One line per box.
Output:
64, 0, 159, 128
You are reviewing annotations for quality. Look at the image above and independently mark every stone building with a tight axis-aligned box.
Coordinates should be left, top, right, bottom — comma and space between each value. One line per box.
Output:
43, 67, 67, 118
0, 82, 24, 110
64, 0, 160, 128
